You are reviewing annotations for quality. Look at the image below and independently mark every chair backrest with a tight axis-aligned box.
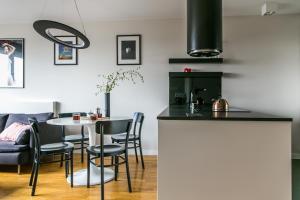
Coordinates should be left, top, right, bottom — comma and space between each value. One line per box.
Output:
28, 117, 41, 155
58, 112, 87, 118
96, 119, 132, 135
132, 112, 144, 138
96, 119, 133, 148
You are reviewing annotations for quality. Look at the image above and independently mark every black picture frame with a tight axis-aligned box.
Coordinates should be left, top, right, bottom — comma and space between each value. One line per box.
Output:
54, 36, 78, 65
0, 38, 25, 88
116, 34, 141, 65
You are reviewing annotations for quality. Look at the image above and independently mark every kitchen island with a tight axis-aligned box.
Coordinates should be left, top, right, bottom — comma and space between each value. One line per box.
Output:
157, 106, 292, 200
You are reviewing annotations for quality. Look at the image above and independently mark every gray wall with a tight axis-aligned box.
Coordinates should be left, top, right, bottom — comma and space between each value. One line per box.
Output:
0, 15, 299, 153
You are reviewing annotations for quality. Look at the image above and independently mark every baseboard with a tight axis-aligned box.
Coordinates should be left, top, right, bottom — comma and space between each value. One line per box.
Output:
141, 150, 158, 156
123, 149, 157, 156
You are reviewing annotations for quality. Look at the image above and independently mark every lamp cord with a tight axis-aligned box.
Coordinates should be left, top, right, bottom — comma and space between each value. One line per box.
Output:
39, 0, 48, 19
74, 0, 87, 36
38, 0, 87, 36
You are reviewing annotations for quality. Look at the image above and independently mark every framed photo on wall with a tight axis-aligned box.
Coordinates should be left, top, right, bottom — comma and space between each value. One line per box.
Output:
0, 38, 24, 88
117, 34, 141, 65
54, 36, 78, 65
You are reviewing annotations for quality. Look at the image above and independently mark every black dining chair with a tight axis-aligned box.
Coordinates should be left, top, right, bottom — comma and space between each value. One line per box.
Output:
111, 112, 145, 169
86, 119, 133, 200
28, 117, 74, 196
59, 112, 89, 166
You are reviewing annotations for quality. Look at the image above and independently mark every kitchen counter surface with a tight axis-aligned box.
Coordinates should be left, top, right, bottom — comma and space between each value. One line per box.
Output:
157, 106, 292, 121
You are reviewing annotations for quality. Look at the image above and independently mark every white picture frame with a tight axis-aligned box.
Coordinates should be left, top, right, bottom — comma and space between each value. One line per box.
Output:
54, 36, 78, 65
0, 38, 24, 88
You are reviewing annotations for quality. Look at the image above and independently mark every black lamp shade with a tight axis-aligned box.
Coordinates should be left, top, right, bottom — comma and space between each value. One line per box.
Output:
187, 0, 223, 57
33, 20, 90, 49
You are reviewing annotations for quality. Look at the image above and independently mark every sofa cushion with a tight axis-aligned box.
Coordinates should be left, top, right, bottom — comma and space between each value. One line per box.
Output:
28, 113, 54, 122
0, 123, 31, 145
0, 151, 30, 165
5, 113, 54, 128
0, 141, 29, 153
5, 114, 28, 128
0, 114, 9, 133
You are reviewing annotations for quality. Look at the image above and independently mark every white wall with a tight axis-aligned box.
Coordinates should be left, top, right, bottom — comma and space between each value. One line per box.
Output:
0, 15, 299, 154
0, 19, 186, 155
172, 15, 300, 154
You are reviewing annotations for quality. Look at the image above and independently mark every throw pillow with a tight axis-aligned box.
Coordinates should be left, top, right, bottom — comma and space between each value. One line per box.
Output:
0, 122, 31, 144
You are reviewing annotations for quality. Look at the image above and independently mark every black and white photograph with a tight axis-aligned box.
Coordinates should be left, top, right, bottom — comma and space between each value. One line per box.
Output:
0, 38, 24, 88
117, 35, 141, 65
54, 36, 78, 65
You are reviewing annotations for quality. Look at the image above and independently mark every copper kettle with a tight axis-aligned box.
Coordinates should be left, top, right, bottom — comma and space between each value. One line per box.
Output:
212, 98, 229, 112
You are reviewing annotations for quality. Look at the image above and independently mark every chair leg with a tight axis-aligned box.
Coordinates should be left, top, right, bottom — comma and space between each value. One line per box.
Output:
111, 140, 115, 166
65, 154, 69, 178
60, 153, 64, 167
31, 162, 40, 196
17, 165, 21, 175
87, 152, 90, 188
114, 156, 119, 181
70, 151, 73, 187
29, 162, 36, 186
101, 152, 105, 200
125, 152, 132, 193
81, 140, 84, 163
111, 156, 114, 166
139, 139, 145, 169
133, 140, 139, 163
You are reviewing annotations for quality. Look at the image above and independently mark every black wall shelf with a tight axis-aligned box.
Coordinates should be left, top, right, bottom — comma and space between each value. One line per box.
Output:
169, 72, 223, 78
169, 58, 223, 64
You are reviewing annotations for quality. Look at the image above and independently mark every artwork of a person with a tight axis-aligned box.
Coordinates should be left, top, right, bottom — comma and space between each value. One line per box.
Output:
1, 43, 16, 86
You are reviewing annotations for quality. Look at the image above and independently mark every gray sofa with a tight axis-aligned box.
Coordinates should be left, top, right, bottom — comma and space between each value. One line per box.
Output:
0, 113, 62, 174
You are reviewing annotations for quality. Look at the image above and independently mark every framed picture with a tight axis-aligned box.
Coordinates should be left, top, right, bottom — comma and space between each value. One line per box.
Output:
0, 38, 24, 88
117, 34, 141, 65
54, 36, 78, 65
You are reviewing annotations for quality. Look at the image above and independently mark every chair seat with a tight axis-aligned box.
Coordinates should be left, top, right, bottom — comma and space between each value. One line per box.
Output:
41, 142, 74, 153
87, 144, 125, 156
64, 134, 89, 142
111, 134, 139, 142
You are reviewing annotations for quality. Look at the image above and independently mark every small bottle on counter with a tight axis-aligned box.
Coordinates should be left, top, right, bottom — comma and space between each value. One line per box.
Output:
95, 107, 102, 118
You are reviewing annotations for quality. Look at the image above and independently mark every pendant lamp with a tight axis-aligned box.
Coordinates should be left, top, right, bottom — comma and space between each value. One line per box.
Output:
33, 0, 90, 49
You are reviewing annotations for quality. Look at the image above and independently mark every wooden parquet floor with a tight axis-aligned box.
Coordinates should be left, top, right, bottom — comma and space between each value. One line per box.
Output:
0, 155, 157, 200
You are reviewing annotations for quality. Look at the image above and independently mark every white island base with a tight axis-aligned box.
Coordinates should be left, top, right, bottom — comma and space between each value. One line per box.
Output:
67, 164, 114, 186
158, 120, 292, 200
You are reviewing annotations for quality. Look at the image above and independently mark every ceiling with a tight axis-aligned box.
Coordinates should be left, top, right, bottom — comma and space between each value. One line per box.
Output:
0, 0, 299, 24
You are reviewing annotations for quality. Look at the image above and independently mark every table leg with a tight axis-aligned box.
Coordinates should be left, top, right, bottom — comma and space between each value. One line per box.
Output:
66, 124, 115, 186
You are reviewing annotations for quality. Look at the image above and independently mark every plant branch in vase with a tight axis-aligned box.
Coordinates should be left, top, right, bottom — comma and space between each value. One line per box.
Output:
96, 67, 144, 117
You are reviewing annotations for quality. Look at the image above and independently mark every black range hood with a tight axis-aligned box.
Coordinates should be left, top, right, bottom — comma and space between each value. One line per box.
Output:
187, 0, 223, 57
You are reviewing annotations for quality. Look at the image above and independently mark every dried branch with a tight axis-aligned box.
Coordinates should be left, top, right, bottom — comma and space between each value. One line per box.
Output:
96, 67, 144, 95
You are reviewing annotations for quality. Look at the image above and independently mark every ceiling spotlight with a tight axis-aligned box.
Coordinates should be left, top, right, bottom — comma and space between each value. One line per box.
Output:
262, 2, 278, 16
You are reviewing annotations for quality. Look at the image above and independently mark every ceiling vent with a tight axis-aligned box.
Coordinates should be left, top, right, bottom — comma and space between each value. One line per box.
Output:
262, 2, 278, 16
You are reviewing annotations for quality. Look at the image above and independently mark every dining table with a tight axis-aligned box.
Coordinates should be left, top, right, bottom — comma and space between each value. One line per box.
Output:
47, 116, 131, 186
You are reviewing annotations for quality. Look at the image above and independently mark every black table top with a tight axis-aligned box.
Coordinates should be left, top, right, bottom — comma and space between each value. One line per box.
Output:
157, 106, 293, 121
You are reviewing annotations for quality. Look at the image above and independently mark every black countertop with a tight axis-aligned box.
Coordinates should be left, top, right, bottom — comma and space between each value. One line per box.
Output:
157, 106, 292, 121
